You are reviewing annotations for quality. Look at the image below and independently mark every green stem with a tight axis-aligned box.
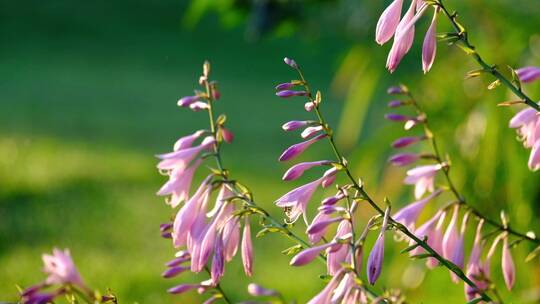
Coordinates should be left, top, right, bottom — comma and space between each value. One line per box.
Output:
294, 67, 494, 303
436, 0, 540, 112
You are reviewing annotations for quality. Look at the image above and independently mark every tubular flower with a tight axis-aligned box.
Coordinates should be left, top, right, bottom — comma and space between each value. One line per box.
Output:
403, 164, 442, 198
367, 208, 390, 285
516, 66, 540, 83
508, 104, 540, 171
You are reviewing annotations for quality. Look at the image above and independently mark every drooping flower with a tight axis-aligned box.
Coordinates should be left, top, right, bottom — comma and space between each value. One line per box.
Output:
290, 242, 340, 266
367, 208, 390, 285
156, 136, 215, 171
327, 220, 352, 275
282, 160, 332, 181
279, 134, 327, 161
393, 189, 442, 229
516, 66, 540, 83
442, 205, 466, 283
464, 220, 491, 300
422, 8, 438, 73
241, 218, 254, 276
412, 210, 445, 268
375, 0, 404, 45
501, 235, 515, 290
508, 105, 540, 171
247, 283, 279, 297
157, 159, 202, 208
42, 248, 85, 289
404, 164, 442, 198
306, 269, 346, 304
388, 153, 419, 166
275, 177, 325, 223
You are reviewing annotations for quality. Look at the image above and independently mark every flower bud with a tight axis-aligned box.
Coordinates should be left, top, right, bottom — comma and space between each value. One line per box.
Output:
284, 57, 298, 69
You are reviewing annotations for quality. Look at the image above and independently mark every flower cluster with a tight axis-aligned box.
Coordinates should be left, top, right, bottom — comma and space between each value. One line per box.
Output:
21, 248, 116, 304
156, 62, 253, 300
376, 0, 439, 73
274, 58, 402, 303
385, 86, 517, 300
509, 66, 540, 171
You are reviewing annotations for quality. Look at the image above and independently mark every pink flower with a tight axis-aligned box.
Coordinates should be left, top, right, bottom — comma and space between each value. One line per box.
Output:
386, 0, 417, 73
509, 105, 540, 171
220, 127, 234, 143
516, 66, 540, 83
210, 236, 225, 284
157, 159, 202, 208
375, 0, 403, 45
393, 189, 442, 229
282, 160, 332, 181
290, 242, 339, 266
275, 177, 324, 223
412, 210, 445, 268
168, 283, 201, 294
422, 8, 438, 73
442, 205, 466, 283
173, 130, 205, 151
42, 248, 85, 288
306, 270, 345, 304
301, 125, 324, 138
279, 134, 327, 161
156, 136, 215, 170
171, 177, 211, 247
241, 218, 254, 276
327, 220, 352, 275
501, 235, 515, 290
222, 217, 241, 262
465, 220, 490, 300
404, 164, 442, 198
307, 215, 342, 243
247, 283, 278, 297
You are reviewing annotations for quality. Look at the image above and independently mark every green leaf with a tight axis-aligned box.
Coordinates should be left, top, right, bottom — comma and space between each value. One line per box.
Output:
525, 245, 540, 262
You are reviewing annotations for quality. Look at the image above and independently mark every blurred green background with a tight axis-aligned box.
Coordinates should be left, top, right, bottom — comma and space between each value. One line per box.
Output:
1, 0, 540, 303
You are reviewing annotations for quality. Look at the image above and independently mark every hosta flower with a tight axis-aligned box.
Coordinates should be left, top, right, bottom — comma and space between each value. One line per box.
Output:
156, 136, 215, 170
516, 66, 540, 83
393, 189, 442, 229
404, 164, 442, 198
422, 8, 439, 73
501, 235, 515, 290
290, 242, 340, 267
306, 269, 346, 304
282, 160, 332, 181
241, 218, 254, 276
279, 134, 327, 161
157, 160, 201, 208
367, 208, 390, 285
375, 0, 404, 45
42, 248, 85, 289
465, 220, 491, 300
247, 283, 279, 297
388, 153, 419, 166
327, 220, 352, 275
275, 177, 325, 223
412, 210, 445, 268
509, 105, 540, 171
442, 205, 466, 283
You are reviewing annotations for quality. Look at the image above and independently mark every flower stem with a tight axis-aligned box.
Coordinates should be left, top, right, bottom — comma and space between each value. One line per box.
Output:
435, 0, 540, 112
406, 90, 539, 245
294, 66, 493, 303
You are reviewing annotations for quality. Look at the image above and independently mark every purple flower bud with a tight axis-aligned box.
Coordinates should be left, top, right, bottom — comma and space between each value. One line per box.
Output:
385, 113, 411, 121
392, 136, 422, 148
304, 101, 315, 112
241, 219, 253, 276
516, 66, 540, 83
387, 86, 405, 95
388, 153, 419, 166
162, 266, 189, 278
276, 90, 309, 98
168, 284, 200, 294
321, 167, 338, 188
189, 101, 209, 111
366, 208, 390, 285
282, 120, 311, 131
165, 256, 190, 267
301, 125, 324, 139
284, 57, 298, 69
177, 95, 199, 107
501, 236, 515, 290
282, 160, 332, 181
247, 283, 278, 297
279, 134, 327, 162
275, 82, 295, 91
220, 127, 234, 143
321, 192, 345, 205
160, 223, 173, 232
387, 100, 404, 108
